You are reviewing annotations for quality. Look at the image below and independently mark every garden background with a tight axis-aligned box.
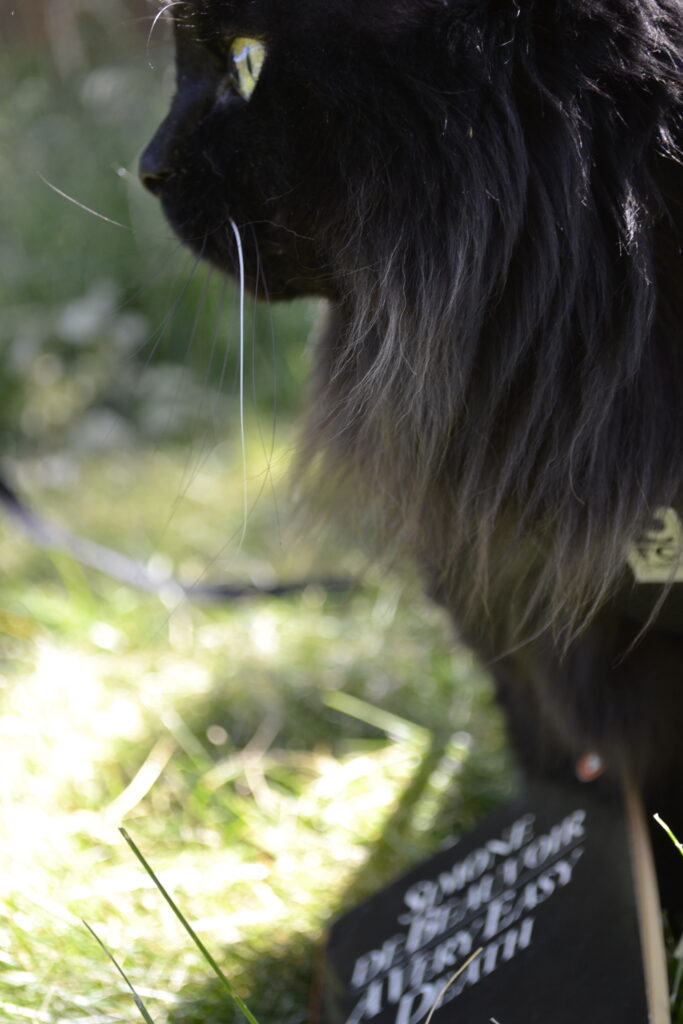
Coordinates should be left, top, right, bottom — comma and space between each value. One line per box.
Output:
0, 3, 677, 1022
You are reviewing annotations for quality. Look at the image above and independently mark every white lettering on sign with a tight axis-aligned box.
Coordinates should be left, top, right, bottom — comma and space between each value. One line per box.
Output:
343, 810, 586, 1024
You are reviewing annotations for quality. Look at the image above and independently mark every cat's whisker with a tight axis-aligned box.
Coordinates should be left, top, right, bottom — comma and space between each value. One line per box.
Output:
166, 264, 218, 521
37, 173, 129, 230
147, 1, 183, 69
189, 267, 232, 489
243, 218, 315, 244
229, 218, 249, 548
245, 226, 282, 531
257, 248, 285, 545
138, 246, 205, 369
208, 276, 232, 402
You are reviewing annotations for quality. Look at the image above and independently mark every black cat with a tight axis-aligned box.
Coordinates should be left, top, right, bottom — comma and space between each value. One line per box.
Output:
140, 0, 683, 918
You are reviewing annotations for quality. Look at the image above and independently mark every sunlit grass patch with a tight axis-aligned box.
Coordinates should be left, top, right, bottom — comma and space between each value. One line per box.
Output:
0, 432, 506, 1023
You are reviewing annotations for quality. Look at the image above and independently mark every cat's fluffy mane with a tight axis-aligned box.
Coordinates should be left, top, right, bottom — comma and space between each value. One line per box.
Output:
296, 0, 683, 647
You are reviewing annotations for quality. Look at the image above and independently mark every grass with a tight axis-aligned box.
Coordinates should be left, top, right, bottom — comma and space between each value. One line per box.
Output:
0, 428, 510, 1024
2, 11, 681, 1021
2, 432, 681, 1023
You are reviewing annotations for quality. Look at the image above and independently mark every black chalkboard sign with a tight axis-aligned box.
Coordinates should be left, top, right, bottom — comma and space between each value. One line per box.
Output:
319, 778, 670, 1024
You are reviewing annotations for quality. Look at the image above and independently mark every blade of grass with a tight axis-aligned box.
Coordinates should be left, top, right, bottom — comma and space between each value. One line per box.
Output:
119, 828, 262, 1024
654, 814, 683, 857
82, 920, 156, 1024
324, 691, 429, 745
423, 948, 483, 1024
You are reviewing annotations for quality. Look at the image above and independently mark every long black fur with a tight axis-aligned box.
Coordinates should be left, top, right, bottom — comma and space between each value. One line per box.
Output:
140, 0, 683, 916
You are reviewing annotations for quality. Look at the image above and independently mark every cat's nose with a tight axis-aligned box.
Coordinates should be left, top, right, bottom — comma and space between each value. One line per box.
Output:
139, 141, 172, 196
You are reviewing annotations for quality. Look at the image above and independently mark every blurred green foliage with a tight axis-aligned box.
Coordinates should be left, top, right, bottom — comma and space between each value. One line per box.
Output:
1, 1, 313, 457
5, 10, 679, 1023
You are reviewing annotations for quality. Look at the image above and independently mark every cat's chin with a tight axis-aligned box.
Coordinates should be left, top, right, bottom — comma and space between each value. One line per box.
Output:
220, 256, 335, 301
160, 201, 334, 302
193, 232, 333, 301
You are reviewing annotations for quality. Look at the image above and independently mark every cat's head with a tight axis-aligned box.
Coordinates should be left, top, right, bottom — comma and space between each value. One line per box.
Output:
139, 0, 478, 300
140, 0, 683, 643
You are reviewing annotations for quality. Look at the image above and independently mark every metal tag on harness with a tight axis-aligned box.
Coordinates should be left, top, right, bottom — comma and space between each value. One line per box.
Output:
627, 507, 683, 584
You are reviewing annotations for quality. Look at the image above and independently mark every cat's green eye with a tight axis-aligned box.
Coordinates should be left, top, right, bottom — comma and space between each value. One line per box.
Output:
230, 37, 266, 101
